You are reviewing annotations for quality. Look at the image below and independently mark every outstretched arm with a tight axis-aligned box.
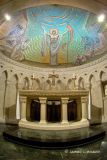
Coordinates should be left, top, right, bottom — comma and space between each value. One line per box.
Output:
66, 25, 74, 43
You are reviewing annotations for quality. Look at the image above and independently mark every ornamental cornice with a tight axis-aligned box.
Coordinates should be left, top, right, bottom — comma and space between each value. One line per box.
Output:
19, 90, 89, 97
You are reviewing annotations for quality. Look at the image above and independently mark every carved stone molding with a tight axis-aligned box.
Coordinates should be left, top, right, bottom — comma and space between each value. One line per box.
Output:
81, 97, 88, 103
20, 90, 89, 98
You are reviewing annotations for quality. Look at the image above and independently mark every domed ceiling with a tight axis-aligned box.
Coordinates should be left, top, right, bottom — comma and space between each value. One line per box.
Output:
0, 4, 107, 66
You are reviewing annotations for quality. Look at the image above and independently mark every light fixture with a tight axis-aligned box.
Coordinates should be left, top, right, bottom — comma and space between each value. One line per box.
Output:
4, 13, 11, 21
97, 14, 106, 23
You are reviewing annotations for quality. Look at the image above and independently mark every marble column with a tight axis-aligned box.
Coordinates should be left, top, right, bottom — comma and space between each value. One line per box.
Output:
0, 77, 6, 122
102, 96, 107, 122
39, 97, 47, 124
81, 97, 88, 121
96, 80, 103, 114
85, 83, 91, 120
76, 99, 81, 121
5, 80, 13, 108
61, 97, 69, 124
20, 96, 27, 121
16, 82, 23, 120
4, 79, 18, 122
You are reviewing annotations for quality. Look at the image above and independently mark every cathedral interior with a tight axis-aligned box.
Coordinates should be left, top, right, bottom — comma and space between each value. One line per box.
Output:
0, 0, 107, 159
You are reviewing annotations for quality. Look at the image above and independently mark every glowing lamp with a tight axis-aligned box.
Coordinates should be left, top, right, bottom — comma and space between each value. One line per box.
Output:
97, 14, 106, 23
4, 14, 11, 21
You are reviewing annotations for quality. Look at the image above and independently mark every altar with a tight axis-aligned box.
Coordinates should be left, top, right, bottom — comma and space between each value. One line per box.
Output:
19, 89, 89, 130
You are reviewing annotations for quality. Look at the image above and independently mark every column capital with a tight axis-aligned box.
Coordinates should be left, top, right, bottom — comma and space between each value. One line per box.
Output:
20, 96, 27, 103
61, 97, 69, 104
39, 97, 47, 104
81, 96, 88, 103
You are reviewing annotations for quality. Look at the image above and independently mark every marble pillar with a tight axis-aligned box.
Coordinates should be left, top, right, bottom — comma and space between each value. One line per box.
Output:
85, 83, 91, 120
20, 96, 27, 121
39, 97, 47, 124
0, 76, 6, 122
76, 99, 81, 121
4, 79, 18, 122
102, 96, 107, 122
81, 97, 88, 121
61, 97, 69, 124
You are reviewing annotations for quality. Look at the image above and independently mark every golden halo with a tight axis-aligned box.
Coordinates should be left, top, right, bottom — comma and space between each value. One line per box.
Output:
50, 28, 58, 35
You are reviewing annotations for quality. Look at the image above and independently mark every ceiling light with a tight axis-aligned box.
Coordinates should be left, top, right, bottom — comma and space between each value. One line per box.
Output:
97, 14, 106, 23
4, 13, 11, 21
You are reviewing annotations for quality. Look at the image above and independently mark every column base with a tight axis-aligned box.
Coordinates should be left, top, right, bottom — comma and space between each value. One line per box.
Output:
39, 121, 47, 124
80, 118, 89, 125
19, 119, 27, 127
61, 120, 69, 124
80, 118, 88, 121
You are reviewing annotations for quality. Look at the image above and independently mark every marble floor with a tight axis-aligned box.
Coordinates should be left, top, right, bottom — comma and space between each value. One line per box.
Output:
0, 123, 107, 160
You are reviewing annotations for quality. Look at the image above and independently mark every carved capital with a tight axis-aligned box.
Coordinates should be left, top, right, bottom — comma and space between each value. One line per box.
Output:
61, 97, 69, 104
81, 97, 87, 103
39, 97, 47, 104
20, 96, 27, 103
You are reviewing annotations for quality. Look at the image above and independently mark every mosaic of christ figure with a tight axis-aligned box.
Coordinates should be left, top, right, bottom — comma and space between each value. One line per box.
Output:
41, 26, 73, 65
49, 28, 60, 65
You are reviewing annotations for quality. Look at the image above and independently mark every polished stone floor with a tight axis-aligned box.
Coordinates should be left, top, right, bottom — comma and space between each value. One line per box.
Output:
3, 124, 106, 149
0, 123, 107, 160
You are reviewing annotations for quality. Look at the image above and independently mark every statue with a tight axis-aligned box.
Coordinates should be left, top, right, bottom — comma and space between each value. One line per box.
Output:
48, 71, 59, 86
67, 74, 76, 90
